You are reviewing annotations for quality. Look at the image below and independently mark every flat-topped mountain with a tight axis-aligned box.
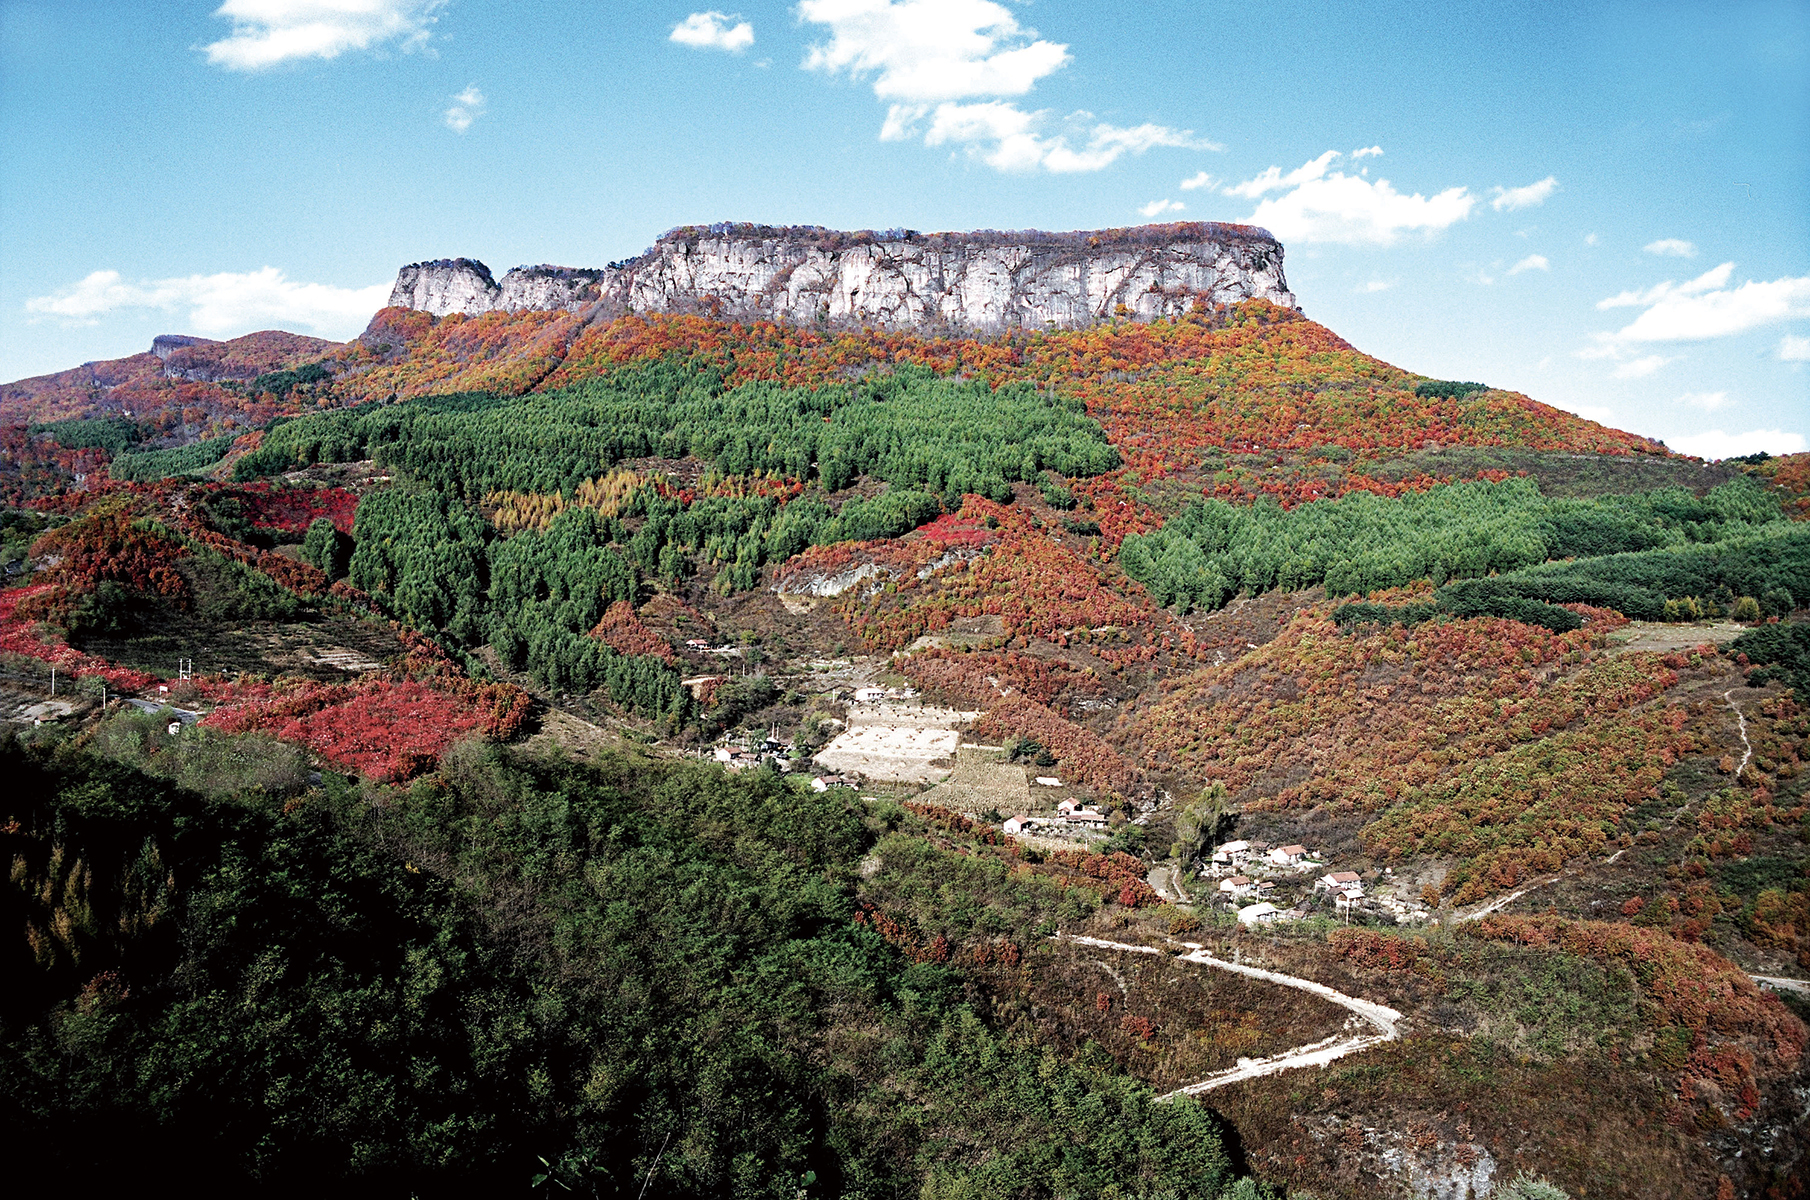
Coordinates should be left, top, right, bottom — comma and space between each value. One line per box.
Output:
387, 221, 1296, 331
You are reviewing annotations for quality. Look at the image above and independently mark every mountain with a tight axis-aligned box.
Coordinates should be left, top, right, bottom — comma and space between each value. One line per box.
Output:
3, 224, 1809, 1198
385, 220, 1296, 330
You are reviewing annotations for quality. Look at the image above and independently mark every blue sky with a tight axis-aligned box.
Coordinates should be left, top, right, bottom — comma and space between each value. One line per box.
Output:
2, 0, 1805, 458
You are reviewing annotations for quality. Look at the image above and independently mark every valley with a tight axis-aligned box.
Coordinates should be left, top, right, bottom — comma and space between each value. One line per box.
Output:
3, 227, 1808, 1198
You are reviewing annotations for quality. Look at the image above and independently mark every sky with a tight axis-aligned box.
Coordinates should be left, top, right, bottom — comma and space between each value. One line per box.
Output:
2, 0, 1806, 459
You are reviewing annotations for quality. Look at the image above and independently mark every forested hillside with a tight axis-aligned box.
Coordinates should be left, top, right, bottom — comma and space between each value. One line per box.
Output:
3, 301, 1808, 1197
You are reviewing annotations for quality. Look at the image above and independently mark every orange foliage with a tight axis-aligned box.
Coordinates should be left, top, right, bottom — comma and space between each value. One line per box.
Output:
589, 601, 674, 660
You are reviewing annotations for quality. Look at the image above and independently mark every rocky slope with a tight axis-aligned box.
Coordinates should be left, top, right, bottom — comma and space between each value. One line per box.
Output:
387, 221, 1296, 331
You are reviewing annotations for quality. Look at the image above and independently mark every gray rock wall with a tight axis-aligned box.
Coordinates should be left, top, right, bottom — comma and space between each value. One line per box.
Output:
385, 222, 1295, 330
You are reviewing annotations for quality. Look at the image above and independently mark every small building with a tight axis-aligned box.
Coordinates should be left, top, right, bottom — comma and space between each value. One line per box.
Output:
1316, 871, 1362, 892
1034, 776, 1063, 787
1219, 876, 1256, 898
1003, 814, 1032, 835
1237, 902, 1283, 925
1267, 844, 1308, 867
685, 638, 710, 650
853, 686, 886, 704
1211, 839, 1251, 865
1064, 807, 1108, 828
811, 774, 855, 792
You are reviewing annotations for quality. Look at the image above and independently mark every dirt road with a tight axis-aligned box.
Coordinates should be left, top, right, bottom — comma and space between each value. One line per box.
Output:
1058, 934, 1401, 1097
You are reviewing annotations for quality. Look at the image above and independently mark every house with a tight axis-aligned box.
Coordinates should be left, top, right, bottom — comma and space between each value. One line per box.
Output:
1211, 840, 1251, 865
1316, 871, 1362, 892
1064, 807, 1108, 828
853, 686, 886, 703
1267, 844, 1308, 866
1034, 776, 1063, 787
811, 774, 855, 792
1236, 902, 1283, 925
685, 638, 710, 650
1218, 876, 1256, 898
1057, 798, 1079, 815
1003, 814, 1032, 835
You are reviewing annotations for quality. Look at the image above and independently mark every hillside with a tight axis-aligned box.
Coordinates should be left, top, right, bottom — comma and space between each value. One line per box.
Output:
4, 265, 1809, 1197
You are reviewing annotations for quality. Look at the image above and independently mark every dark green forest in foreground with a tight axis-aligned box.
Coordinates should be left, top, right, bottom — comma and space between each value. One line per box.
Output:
1, 729, 1260, 1197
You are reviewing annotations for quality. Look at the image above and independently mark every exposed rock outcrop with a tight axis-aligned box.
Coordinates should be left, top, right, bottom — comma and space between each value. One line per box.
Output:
385, 221, 1296, 331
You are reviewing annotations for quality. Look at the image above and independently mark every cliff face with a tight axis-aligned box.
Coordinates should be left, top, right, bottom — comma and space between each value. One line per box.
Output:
385, 222, 1295, 330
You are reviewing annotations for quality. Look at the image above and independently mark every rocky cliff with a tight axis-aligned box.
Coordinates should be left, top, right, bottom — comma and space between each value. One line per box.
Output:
385, 221, 1295, 331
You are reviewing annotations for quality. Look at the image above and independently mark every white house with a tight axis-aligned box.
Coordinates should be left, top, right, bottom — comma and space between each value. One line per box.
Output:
1003, 814, 1032, 835
1316, 871, 1362, 892
1218, 876, 1256, 898
1237, 902, 1283, 925
1267, 844, 1308, 867
1034, 776, 1063, 787
811, 774, 855, 792
853, 686, 886, 703
1211, 840, 1251, 865
1064, 807, 1108, 828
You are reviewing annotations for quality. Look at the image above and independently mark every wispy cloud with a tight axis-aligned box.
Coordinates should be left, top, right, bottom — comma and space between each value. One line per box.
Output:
1138, 198, 1184, 218
1643, 238, 1696, 258
1508, 254, 1550, 275
1357, 279, 1394, 293
1224, 151, 1474, 246
801, 0, 1211, 173
1610, 354, 1679, 378
443, 85, 485, 133
1593, 263, 1810, 343
203, 0, 443, 71
1781, 334, 1810, 362
1351, 145, 1383, 159
26, 267, 389, 338
1490, 175, 1558, 212
1673, 390, 1731, 410
671, 11, 754, 52
1669, 428, 1806, 460
1178, 171, 1214, 191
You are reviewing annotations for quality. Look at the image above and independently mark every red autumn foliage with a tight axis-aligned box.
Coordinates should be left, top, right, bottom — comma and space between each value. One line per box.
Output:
0, 583, 159, 691
1467, 915, 1807, 1112
230, 481, 361, 534
588, 601, 675, 661
199, 670, 531, 782
972, 696, 1136, 792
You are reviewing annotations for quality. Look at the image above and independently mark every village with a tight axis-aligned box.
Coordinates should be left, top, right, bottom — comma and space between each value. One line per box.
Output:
702, 684, 1435, 933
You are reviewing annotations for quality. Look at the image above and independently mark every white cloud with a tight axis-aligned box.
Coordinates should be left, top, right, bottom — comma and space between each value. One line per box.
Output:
1351, 145, 1383, 159
1594, 263, 1810, 343
671, 11, 754, 52
1669, 428, 1806, 460
1490, 175, 1558, 212
1357, 280, 1394, 293
1139, 198, 1184, 218
1179, 170, 1214, 191
1585, 232, 1599, 245
1610, 354, 1679, 378
203, 0, 442, 71
888, 99, 1205, 173
26, 267, 389, 338
1673, 390, 1731, 410
1508, 254, 1550, 275
1643, 238, 1696, 258
800, 0, 1067, 101
1781, 334, 1810, 362
443, 85, 484, 133
800, 0, 1209, 173
1225, 151, 1474, 246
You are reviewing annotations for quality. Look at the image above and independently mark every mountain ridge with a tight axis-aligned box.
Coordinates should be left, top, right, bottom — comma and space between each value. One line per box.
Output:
385, 220, 1297, 330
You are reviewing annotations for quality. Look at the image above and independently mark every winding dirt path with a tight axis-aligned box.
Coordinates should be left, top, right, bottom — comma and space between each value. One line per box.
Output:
1057, 934, 1401, 1097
